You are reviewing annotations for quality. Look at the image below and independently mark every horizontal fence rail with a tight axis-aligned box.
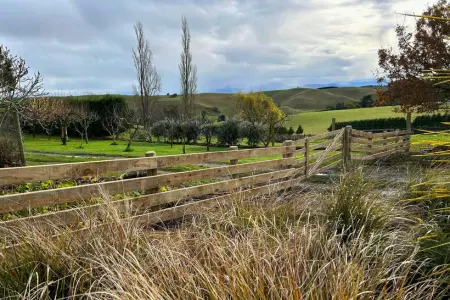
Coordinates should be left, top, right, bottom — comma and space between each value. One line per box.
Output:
350, 129, 411, 160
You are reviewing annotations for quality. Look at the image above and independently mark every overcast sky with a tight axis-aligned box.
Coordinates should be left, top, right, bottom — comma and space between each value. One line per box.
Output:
0, 0, 432, 95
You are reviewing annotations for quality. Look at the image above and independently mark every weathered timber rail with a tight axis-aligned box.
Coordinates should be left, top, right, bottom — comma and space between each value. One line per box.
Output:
0, 127, 412, 250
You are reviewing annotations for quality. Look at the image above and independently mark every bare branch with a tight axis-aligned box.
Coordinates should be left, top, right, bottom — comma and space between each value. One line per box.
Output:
179, 15, 197, 120
132, 21, 161, 130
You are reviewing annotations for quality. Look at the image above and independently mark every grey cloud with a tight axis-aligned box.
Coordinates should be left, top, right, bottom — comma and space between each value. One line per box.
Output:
0, 0, 427, 94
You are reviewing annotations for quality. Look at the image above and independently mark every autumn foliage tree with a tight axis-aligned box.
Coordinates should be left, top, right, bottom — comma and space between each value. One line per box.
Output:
234, 91, 285, 147
376, 0, 450, 114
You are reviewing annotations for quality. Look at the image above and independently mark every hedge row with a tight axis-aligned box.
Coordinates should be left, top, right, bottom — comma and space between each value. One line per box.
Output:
327, 118, 406, 131
327, 113, 450, 132
412, 113, 450, 129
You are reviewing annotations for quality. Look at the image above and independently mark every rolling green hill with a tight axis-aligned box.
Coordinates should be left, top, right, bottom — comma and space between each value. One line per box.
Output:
120, 86, 381, 117
264, 86, 378, 111
69, 86, 380, 117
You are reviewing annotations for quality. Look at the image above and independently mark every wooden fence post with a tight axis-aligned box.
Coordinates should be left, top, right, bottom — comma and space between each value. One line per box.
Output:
367, 132, 373, 155
332, 118, 336, 131
395, 129, 400, 151
282, 140, 294, 169
382, 130, 387, 150
229, 146, 239, 178
343, 126, 352, 172
405, 132, 411, 155
304, 138, 310, 178
145, 151, 158, 194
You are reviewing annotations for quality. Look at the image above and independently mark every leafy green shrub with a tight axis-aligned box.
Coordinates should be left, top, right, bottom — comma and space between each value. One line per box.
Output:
201, 121, 217, 151
328, 118, 406, 131
216, 118, 241, 146
239, 121, 266, 147
185, 119, 202, 144
296, 125, 304, 134
151, 120, 168, 142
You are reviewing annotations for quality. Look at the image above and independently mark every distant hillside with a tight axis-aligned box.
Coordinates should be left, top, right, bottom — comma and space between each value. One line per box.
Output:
263, 86, 379, 112
65, 86, 382, 117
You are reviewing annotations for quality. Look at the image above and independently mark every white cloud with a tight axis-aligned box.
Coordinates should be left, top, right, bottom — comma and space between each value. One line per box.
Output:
0, 0, 436, 94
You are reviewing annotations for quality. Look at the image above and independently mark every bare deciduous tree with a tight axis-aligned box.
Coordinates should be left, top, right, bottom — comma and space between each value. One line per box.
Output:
73, 102, 98, 147
51, 98, 77, 145
101, 101, 125, 145
132, 21, 161, 139
22, 97, 54, 138
179, 15, 198, 154
0, 45, 46, 166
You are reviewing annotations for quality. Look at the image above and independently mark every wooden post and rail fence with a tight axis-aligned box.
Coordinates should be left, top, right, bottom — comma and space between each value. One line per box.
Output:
0, 126, 411, 251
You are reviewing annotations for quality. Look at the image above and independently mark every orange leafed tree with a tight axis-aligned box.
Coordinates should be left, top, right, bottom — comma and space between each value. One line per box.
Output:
376, 0, 450, 113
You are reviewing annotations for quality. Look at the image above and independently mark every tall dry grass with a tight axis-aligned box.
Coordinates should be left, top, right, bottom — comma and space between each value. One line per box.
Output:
0, 168, 447, 299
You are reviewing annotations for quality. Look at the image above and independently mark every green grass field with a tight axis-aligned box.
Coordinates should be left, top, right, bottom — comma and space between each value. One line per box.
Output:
285, 106, 423, 134
24, 135, 225, 158
23, 135, 323, 165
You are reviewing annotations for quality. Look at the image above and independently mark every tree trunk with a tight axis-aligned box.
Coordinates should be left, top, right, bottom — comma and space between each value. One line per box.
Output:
125, 127, 139, 151
406, 112, 412, 132
12, 109, 26, 166
84, 129, 89, 144
61, 126, 67, 145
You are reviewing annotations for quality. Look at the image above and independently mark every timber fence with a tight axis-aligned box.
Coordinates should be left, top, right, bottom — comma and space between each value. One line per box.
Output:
0, 126, 411, 252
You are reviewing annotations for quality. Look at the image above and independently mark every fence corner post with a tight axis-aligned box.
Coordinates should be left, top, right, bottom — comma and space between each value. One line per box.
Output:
229, 146, 239, 178
343, 126, 352, 172
145, 151, 158, 194
282, 140, 294, 169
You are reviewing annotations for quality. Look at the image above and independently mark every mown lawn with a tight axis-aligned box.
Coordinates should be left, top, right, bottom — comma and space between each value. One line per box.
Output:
23, 134, 324, 166
24, 135, 226, 158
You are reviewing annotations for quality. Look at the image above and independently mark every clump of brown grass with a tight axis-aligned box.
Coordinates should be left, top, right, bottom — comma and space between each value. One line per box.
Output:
0, 171, 445, 299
